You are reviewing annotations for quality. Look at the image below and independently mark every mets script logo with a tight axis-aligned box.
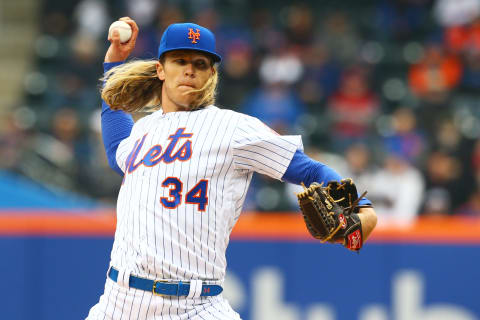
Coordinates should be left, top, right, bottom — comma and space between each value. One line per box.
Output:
188, 28, 200, 43
124, 128, 193, 176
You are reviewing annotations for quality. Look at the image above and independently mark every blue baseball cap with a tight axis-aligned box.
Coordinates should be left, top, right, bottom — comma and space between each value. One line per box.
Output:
158, 23, 222, 63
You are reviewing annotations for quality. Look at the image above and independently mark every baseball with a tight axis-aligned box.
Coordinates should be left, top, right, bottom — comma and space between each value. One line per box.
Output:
108, 21, 132, 43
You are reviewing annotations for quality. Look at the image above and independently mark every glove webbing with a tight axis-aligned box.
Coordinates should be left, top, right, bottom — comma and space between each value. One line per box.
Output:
343, 191, 368, 215
299, 183, 343, 243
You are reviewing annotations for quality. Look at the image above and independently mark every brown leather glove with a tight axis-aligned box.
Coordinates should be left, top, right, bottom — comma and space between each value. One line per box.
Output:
297, 179, 369, 251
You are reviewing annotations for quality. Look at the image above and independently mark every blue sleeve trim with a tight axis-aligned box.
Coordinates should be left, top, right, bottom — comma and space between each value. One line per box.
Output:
104, 61, 124, 71
282, 150, 372, 206
101, 61, 133, 176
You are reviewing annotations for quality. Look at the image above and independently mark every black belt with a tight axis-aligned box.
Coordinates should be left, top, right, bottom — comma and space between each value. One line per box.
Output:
108, 267, 222, 297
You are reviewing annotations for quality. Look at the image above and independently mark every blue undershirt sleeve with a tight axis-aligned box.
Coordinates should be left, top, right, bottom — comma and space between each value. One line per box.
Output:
101, 62, 134, 176
282, 149, 372, 206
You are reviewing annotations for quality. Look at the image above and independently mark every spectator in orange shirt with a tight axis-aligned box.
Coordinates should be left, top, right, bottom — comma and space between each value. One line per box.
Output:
408, 42, 463, 103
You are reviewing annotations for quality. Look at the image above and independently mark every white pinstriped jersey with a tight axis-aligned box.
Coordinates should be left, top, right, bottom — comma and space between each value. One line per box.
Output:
109, 105, 302, 284
87, 105, 303, 319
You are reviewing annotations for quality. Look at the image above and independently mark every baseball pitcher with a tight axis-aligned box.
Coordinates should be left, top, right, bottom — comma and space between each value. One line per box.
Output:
86, 17, 378, 320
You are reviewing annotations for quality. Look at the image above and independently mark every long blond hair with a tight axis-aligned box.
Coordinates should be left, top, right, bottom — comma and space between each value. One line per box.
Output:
101, 59, 218, 113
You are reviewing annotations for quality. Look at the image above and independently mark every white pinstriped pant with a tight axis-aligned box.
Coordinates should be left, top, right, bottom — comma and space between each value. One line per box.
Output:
86, 278, 241, 320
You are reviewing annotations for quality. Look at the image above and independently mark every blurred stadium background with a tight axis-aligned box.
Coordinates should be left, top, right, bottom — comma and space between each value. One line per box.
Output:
1, 0, 480, 319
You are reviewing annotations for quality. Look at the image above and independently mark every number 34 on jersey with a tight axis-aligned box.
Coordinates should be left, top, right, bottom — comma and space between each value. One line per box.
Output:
160, 178, 208, 212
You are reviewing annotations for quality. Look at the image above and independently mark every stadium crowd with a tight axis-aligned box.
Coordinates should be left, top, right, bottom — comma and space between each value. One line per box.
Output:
2, 0, 480, 224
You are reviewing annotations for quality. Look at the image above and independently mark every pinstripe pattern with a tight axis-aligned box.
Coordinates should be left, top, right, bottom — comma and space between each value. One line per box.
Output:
87, 106, 302, 319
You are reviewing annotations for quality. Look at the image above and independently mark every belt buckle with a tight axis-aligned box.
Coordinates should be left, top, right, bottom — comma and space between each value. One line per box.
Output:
152, 280, 180, 296
152, 280, 167, 296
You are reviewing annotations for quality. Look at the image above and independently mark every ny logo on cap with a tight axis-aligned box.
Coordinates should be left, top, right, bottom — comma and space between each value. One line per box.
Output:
188, 28, 200, 44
